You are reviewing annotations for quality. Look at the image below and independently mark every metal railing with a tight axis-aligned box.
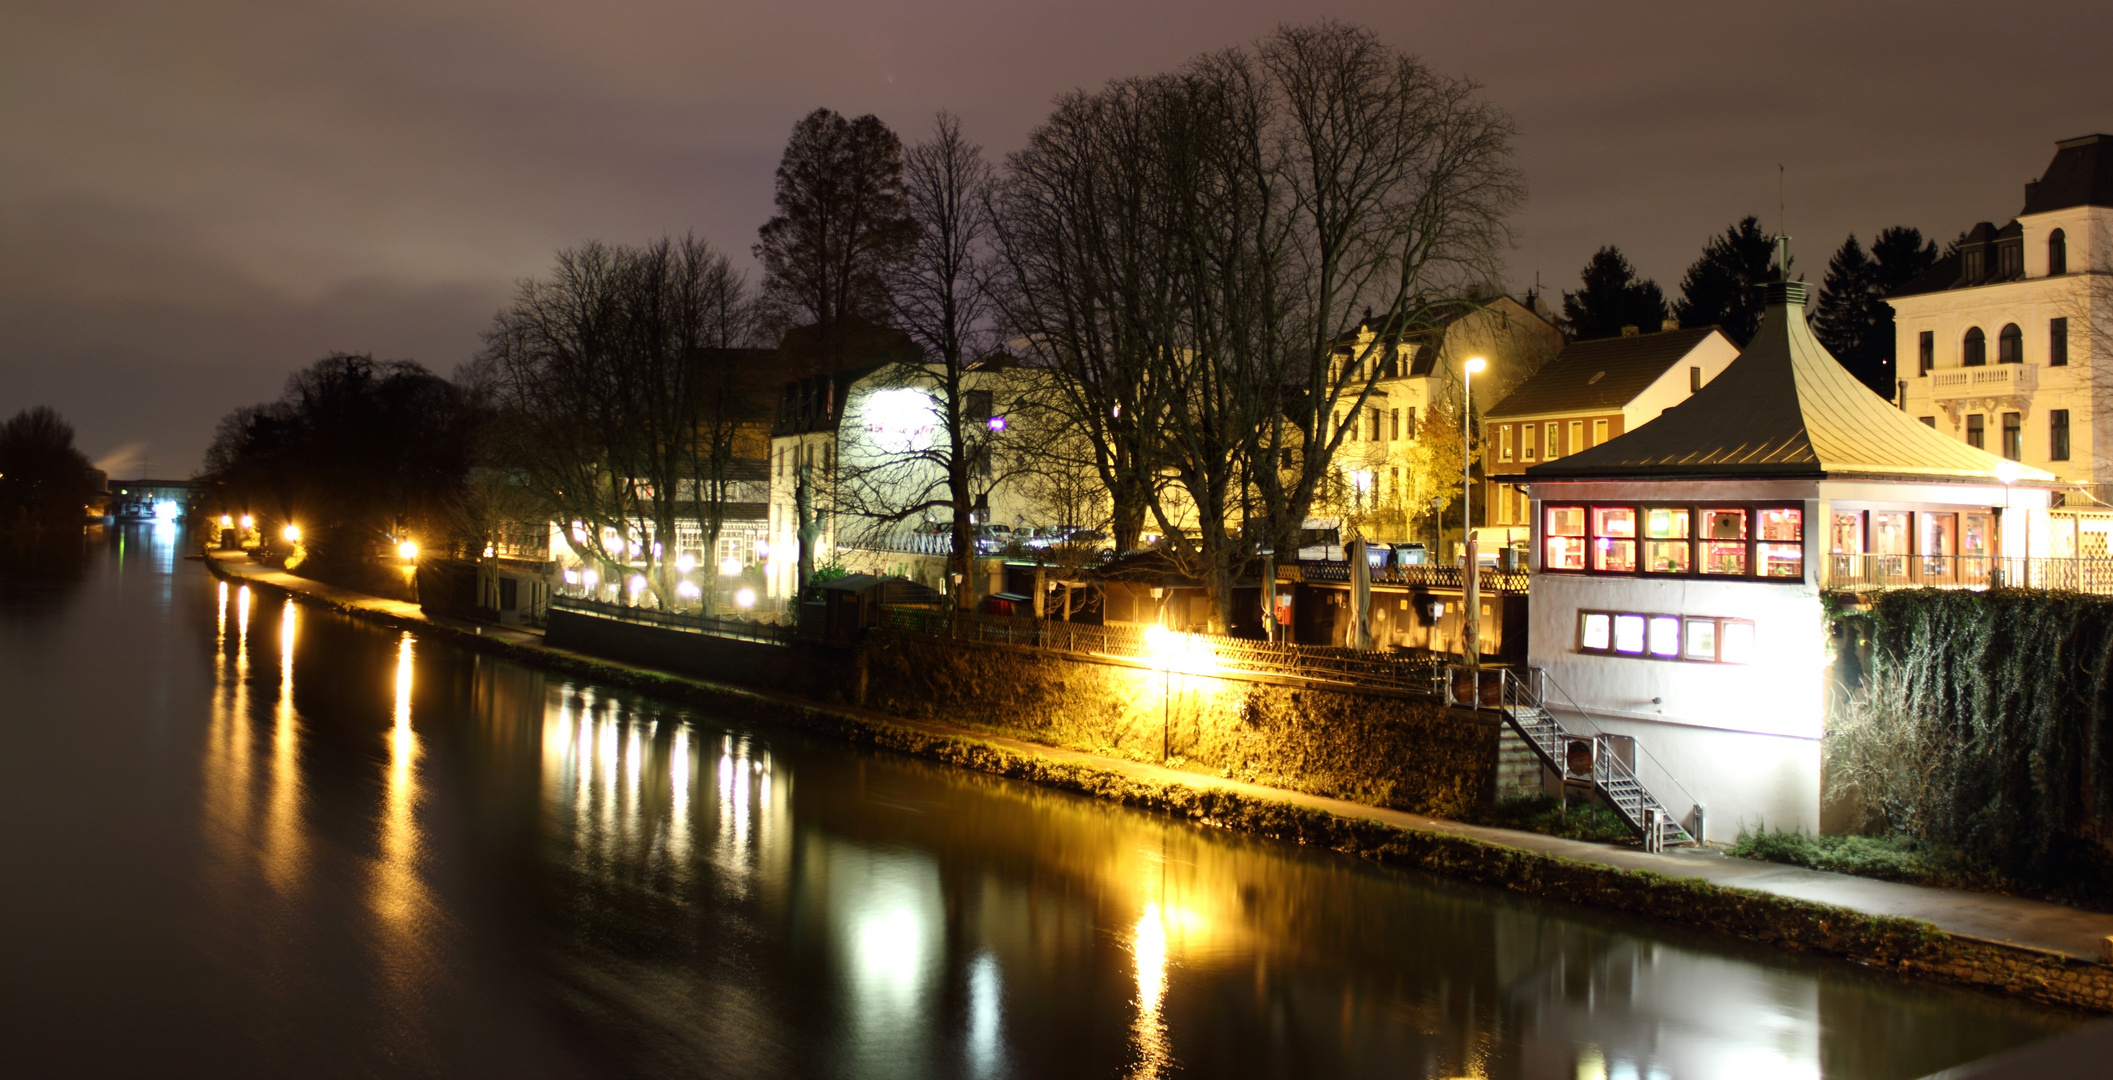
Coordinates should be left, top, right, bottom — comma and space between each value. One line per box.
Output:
885, 607, 1447, 695
551, 595, 791, 645
1299, 559, 1529, 591
1825, 553, 2113, 594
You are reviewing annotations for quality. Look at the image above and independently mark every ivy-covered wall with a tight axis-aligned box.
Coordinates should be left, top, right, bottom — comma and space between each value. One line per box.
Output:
1828, 588, 2113, 895
856, 630, 1499, 819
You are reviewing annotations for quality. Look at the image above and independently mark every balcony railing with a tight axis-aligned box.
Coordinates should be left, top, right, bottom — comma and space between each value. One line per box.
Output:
1824, 553, 2113, 594
1931, 364, 2036, 400
1299, 559, 1529, 592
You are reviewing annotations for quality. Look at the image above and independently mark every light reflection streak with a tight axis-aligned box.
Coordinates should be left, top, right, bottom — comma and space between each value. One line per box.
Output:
369, 633, 432, 998
668, 726, 691, 867
261, 600, 304, 891
967, 952, 1003, 1078
201, 582, 253, 878
1129, 902, 1171, 1079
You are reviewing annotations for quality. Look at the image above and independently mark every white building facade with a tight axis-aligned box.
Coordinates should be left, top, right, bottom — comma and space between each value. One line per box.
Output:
1894, 133, 2112, 496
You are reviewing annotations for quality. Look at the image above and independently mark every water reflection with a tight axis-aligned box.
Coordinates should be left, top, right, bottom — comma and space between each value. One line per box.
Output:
370, 633, 433, 1000
262, 599, 304, 891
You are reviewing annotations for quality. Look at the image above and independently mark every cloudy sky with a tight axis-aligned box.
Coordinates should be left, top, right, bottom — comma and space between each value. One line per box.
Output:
3, 0, 2106, 475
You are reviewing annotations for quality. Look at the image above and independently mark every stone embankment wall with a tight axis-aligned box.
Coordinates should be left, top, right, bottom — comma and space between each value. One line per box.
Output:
856, 630, 1499, 820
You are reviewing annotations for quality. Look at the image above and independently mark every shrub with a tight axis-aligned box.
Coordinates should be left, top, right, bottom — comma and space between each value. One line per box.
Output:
1479, 793, 1634, 844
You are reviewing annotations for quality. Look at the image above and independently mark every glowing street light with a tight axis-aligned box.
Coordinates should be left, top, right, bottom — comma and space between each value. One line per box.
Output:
397, 539, 419, 561
240, 514, 255, 530
675, 552, 696, 573
719, 557, 743, 577
282, 524, 302, 542
218, 515, 234, 528
735, 587, 757, 609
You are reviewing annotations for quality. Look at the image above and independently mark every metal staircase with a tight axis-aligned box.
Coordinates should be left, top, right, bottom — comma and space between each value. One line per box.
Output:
1453, 667, 1697, 850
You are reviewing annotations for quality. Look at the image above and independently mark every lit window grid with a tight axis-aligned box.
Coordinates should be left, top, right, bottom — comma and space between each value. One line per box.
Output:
1578, 610, 1756, 664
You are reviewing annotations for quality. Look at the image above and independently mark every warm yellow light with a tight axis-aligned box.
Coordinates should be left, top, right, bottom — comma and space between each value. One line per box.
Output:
397, 540, 418, 560
719, 557, 743, 576
628, 574, 647, 595
1995, 460, 2022, 486
218, 514, 234, 528
282, 524, 301, 542
675, 552, 696, 573
240, 514, 255, 530
735, 587, 756, 609
1464, 356, 1487, 375
1144, 624, 1174, 656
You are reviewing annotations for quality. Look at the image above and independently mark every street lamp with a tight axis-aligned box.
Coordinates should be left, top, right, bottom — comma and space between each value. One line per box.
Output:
1462, 356, 1486, 667
1995, 459, 2021, 585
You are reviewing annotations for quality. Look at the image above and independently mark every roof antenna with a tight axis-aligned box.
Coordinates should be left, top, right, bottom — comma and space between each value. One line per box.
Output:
1776, 164, 1790, 281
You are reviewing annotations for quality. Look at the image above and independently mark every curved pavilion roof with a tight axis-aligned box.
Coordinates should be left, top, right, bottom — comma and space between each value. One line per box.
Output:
1524, 282, 2055, 485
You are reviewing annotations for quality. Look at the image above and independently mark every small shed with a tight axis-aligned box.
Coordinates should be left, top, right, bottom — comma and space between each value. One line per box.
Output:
804, 574, 944, 645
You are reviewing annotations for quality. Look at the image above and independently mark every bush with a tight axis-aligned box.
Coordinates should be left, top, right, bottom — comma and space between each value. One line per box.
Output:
1732, 829, 1994, 890
1826, 588, 2113, 901
1478, 793, 1634, 844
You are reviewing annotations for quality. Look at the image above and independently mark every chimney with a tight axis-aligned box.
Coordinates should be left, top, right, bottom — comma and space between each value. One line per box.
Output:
1661, 318, 1679, 332
1620, 325, 1640, 337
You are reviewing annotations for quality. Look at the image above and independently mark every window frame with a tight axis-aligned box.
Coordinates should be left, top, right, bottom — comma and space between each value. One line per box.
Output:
1919, 331, 1934, 375
1540, 502, 1805, 583
1963, 327, 1987, 367
2052, 409, 2071, 461
1576, 608, 1756, 664
2052, 318, 2069, 367
1998, 323, 2024, 365
2050, 228, 2068, 275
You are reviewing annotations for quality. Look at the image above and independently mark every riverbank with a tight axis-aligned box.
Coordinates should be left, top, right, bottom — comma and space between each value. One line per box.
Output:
203, 553, 2113, 1014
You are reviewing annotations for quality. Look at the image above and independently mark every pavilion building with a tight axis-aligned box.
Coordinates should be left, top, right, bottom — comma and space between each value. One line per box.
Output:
1511, 274, 2057, 839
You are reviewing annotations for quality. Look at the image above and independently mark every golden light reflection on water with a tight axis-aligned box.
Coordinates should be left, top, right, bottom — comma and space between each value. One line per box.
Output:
369, 633, 434, 995
1128, 902, 1171, 1080
261, 600, 304, 891
201, 585, 254, 872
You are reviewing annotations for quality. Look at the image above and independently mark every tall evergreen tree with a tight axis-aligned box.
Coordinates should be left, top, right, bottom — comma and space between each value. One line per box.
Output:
1673, 216, 1782, 346
1562, 247, 1668, 340
1813, 234, 1888, 395
1813, 227, 1941, 399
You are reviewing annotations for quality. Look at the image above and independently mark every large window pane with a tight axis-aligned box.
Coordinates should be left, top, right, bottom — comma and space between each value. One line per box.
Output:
1703, 509, 1748, 539
1758, 508, 1801, 541
1644, 540, 1691, 573
1545, 505, 1586, 570
1701, 542, 1747, 575
1645, 507, 1691, 539
1648, 615, 1681, 657
1720, 620, 1755, 664
1684, 619, 1718, 661
1758, 542, 1803, 578
1612, 614, 1645, 654
1580, 612, 1611, 651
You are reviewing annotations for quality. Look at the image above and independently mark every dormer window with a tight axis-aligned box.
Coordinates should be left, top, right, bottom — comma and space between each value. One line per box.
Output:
1998, 242, 2022, 278
1962, 249, 1984, 281
1998, 324, 2023, 364
2049, 229, 2068, 275
1963, 327, 1987, 367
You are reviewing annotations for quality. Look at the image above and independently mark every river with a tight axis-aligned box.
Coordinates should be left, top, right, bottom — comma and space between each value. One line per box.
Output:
0, 524, 2080, 1078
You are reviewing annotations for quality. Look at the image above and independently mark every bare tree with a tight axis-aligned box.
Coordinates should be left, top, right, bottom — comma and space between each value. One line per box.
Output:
473, 235, 753, 610
831, 113, 1005, 609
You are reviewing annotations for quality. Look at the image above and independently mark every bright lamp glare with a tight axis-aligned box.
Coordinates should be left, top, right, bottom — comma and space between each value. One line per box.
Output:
1464, 356, 1486, 374
675, 552, 696, 573
676, 580, 701, 599
582, 569, 599, 589
283, 524, 302, 542
735, 587, 756, 609
152, 500, 180, 521
397, 540, 419, 560
1995, 461, 2022, 485
218, 515, 233, 528
239, 515, 255, 530
628, 574, 647, 595
720, 557, 743, 576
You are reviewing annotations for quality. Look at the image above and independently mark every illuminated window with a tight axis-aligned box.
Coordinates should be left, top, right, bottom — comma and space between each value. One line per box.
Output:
1592, 418, 1609, 446
1581, 612, 1611, 650
1648, 615, 1681, 657
1683, 619, 1718, 661
1612, 614, 1645, 654
1756, 507, 1802, 578
1500, 424, 1513, 461
1545, 505, 1586, 570
1700, 508, 1748, 575
1592, 507, 1636, 571
1720, 620, 1756, 664
1522, 423, 1536, 461
1568, 420, 1583, 455
1544, 422, 1558, 458
1644, 507, 1691, 573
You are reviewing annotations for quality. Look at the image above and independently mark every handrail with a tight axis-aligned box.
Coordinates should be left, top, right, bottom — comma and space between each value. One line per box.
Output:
1524, 667, 1701, 820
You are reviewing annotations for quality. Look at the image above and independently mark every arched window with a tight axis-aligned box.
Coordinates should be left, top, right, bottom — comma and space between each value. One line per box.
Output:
1963, 327, 1986, 367
1999, 323, 2023, 364
2049, 228, 2068, 275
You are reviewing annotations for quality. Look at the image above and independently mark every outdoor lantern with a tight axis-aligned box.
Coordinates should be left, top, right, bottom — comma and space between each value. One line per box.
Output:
397, 539, 419, 561
282, 524, 301, 542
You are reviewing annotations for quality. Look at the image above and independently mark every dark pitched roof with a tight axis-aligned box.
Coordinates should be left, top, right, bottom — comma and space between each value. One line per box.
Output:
1524, 282, 2053, 483
1485, 327, 1721, 418
2023, 134, 2113, 214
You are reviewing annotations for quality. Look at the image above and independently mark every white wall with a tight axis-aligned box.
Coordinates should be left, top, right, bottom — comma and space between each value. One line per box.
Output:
1622, 331, 1741, 431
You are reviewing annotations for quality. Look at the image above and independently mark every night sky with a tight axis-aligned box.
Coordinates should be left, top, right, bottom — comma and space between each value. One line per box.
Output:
4, 0, 2106, 476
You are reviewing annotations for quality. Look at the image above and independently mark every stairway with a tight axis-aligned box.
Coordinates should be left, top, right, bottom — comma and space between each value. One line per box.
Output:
1468, 668, 1697, 849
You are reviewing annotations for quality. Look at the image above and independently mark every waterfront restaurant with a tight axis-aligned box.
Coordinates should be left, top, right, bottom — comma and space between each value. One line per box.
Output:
1510, 277, 2057, 841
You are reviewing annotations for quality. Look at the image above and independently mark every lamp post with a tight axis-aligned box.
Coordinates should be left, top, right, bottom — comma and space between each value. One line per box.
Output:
1462, 356, 1486, 667
1995, 460, 2020, 586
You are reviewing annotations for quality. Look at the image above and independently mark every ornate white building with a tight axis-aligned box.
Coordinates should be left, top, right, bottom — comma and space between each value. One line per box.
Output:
1894, 133, 2112, 497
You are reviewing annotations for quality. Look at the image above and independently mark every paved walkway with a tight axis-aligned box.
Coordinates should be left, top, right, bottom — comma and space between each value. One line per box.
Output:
205, 554, 2113, 961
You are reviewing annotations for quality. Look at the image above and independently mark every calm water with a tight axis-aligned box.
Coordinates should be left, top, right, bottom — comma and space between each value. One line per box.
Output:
0, 524, 2080, 1078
